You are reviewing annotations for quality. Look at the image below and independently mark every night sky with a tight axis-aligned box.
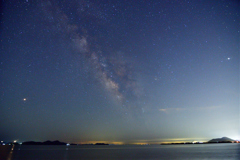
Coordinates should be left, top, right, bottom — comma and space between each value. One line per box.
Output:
1, 0, 239, 144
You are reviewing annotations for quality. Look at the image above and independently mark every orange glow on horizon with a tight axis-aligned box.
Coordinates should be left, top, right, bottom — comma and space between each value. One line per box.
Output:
72, 136, 238, 145
77, 141, 125, 145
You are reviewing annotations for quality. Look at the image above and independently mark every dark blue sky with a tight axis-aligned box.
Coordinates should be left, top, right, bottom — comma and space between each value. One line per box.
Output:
1, 0, 239, 144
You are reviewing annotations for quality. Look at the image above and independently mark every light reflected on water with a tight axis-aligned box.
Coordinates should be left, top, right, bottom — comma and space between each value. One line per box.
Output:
7, 145, 14, 160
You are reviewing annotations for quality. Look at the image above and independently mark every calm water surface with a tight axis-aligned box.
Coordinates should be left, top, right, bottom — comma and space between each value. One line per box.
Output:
1, 143, 239, 160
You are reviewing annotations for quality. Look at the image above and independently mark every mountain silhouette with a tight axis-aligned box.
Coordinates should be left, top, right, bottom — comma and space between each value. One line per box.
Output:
208, 137, 234, 143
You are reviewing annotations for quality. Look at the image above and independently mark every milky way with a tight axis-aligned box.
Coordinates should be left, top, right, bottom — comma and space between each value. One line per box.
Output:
40, 0, 144, 111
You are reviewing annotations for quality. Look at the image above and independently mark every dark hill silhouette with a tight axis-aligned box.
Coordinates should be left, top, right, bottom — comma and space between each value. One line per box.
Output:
208, 137, 234, 143
43, 140, 66, 145
22, 141, 42, 145
22, 140, 66, 145
161, 136, 237, 145
95, 143, 109, 145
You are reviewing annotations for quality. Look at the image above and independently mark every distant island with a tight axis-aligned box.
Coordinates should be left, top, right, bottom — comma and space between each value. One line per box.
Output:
1, 137, 239, 146
208, 137, 235, 143
95, 143, 109, 145
5, 140, 109, 146
22, 140, 68, 145
161, 137, 239, 145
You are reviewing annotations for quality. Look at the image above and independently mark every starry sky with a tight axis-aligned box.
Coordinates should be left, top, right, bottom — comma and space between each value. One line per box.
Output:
0, 0, 239, 144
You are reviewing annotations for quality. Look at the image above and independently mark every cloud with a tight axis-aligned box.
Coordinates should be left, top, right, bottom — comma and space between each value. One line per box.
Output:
159, 109, 167, 112
159, 106, 221, 113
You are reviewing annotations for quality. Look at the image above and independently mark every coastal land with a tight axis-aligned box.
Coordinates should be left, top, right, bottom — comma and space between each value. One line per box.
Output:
161, 137, 239, 145
1, 137, 239, 146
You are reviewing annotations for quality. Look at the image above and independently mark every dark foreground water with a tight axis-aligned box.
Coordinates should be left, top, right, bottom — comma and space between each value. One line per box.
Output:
1, 143, 239, 160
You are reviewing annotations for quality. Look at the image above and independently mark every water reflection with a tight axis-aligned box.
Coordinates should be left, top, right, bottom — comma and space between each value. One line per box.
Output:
2, 144, 239, 160
7, 145, 14, 160
64, 147, 69, 160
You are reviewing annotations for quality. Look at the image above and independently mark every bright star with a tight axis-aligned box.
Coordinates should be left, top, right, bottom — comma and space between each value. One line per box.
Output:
23, 98, 27, 101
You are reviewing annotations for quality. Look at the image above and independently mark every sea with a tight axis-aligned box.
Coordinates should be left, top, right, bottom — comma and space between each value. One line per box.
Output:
1, 143, 239, 160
